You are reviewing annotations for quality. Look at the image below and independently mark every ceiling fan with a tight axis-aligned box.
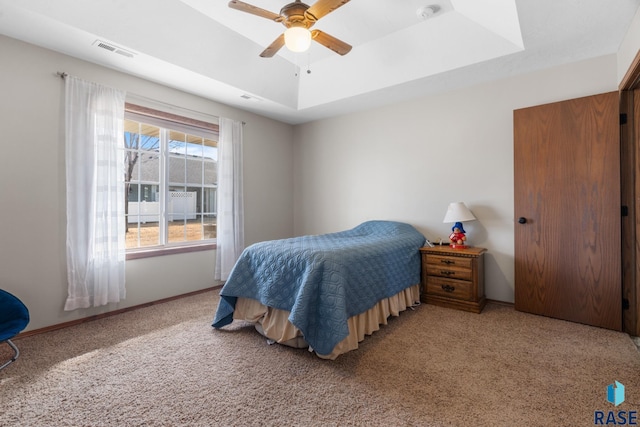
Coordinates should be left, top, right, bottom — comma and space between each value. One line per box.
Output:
228, 0, 352, 58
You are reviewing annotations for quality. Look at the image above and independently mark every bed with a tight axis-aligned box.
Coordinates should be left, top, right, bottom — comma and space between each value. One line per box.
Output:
212, 220, 425, 359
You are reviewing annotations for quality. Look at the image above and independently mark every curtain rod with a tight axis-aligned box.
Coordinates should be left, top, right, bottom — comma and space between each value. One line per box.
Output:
55, 70, 244, 125
56, 70, 216, 120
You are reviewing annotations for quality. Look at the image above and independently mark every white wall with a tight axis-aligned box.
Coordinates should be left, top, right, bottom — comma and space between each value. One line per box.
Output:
292, 54, 619, 303
0, 35, 294, 331
2, 22, 636, 329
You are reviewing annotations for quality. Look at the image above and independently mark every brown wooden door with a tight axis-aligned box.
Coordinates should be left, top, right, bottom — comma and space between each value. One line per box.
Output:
514, 92, 621, 330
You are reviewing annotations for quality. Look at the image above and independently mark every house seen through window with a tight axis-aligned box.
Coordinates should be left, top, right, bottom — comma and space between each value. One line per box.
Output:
124, 104, 218, 251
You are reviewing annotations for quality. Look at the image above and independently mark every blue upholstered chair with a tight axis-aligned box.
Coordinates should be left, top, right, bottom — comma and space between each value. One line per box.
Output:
0, 289, 30, 370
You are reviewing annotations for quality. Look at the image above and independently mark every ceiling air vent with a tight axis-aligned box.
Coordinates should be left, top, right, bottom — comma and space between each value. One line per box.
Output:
93, 40, 136, 58
96, 42, 116, 52
114, 49, 134, 58
240, 94, 262, 102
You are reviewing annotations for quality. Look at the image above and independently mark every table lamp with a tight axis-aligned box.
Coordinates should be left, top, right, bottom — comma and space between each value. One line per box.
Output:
443, 202, 476, 249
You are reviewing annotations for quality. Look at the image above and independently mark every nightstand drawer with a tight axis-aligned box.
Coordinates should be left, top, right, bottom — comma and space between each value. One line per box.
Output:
427, 255, 473, 270
420, 246, 486, 313
426, 277, 473, 300
425, 264, 472, 281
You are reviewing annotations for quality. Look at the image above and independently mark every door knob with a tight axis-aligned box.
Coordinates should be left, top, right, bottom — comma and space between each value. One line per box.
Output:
518, 217, 527, 224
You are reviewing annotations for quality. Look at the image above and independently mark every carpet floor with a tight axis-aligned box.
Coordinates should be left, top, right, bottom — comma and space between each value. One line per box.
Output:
0, 290, 638, 426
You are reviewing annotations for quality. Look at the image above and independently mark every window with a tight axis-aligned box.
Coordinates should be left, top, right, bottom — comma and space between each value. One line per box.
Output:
124, 104, 218, 255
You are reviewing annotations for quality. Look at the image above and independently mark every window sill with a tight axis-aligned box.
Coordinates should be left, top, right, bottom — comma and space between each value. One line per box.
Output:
126, 243, 216, 260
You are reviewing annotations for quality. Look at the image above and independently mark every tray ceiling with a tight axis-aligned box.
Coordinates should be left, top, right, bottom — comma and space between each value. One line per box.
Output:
0, 0, 638, 124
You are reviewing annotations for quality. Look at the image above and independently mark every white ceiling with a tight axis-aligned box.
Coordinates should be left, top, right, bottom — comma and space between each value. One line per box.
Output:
0, 0, 638, 124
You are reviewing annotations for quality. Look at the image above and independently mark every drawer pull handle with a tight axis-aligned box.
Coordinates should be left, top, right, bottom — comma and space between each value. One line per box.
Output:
441, 260, 455, 265
440, 270, 455, 276
441, 284, 455, 293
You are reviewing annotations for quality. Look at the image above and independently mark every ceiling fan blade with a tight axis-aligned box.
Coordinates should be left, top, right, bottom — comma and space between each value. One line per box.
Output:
228, 0, 282, 22
311, 29, 352, 55
305, 0, 350, 22
260, 34, 286, 58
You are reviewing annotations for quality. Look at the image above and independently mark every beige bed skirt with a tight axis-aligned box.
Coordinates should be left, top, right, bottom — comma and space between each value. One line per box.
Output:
233, 284, 421, 360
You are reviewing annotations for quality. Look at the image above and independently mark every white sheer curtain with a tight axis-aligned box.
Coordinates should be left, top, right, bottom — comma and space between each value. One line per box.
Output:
64, 76, 127, 310
215, 118, 245, 281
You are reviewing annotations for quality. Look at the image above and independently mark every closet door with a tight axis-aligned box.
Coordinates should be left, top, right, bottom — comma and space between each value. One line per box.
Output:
514, 92, 621, 330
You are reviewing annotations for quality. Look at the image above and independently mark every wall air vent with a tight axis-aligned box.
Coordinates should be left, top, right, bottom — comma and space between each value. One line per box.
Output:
93, 40, 136, 58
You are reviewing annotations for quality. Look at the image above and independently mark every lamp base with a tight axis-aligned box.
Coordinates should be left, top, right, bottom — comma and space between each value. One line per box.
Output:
449, 243, 469, 249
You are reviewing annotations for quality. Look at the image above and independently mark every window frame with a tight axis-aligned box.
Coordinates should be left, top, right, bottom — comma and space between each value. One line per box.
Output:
124, 103, 219, 260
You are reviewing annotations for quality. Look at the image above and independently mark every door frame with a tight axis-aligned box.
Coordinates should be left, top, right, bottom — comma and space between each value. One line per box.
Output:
620, 48, 640, 336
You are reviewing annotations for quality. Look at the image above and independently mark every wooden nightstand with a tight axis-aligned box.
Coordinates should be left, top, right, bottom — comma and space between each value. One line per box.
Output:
420, 246, 486, 313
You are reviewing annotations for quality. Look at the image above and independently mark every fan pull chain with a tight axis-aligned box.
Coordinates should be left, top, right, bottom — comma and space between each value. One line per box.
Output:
293, 53, 299, 77
292, 52, 312, 77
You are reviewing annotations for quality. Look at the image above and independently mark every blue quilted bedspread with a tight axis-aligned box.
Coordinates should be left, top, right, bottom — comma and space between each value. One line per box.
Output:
212, 220, 425, 356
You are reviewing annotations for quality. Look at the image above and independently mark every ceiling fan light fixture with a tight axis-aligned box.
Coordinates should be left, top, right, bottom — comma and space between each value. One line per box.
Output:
284, 26, 312, 52
229, 0, 352, 57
